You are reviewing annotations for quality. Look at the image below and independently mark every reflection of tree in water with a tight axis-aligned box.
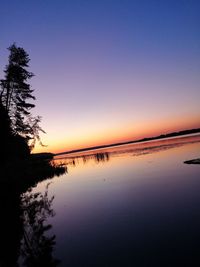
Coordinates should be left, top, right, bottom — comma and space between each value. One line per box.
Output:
0, 189, 22, 267
0, 182, 59, 267
19, 183, 59, 267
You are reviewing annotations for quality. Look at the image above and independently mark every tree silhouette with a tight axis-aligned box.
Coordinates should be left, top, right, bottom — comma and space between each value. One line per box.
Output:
0, 43, 45, 151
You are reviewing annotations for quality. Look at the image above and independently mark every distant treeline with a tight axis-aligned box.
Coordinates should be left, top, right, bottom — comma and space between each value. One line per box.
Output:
56, 128, 200, 156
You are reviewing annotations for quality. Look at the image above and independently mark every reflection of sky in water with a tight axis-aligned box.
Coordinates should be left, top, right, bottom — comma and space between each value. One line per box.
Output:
33, 135, 200, 266
54, 134, 200, 167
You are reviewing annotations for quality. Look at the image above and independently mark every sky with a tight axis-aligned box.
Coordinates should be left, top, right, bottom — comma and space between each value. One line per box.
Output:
1, 0, 200, 153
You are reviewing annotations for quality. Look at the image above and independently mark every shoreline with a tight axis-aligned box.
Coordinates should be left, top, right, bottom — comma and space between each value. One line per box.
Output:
55, 128, 200, 156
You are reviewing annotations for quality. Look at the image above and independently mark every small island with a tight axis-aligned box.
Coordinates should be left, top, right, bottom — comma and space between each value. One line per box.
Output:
184, 158, 200, 164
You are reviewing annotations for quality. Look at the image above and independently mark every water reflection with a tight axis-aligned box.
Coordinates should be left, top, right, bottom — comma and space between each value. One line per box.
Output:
0, 183, 59, 267
0, 189, 21, 267
19, 184, 59, 267
55, 135, 200, 169
95, 152, 110, 163
48, 135, 200, 266
58, 152, 110, 167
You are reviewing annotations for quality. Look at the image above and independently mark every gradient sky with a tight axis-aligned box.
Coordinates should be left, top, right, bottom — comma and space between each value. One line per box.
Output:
1, 0, 200, 153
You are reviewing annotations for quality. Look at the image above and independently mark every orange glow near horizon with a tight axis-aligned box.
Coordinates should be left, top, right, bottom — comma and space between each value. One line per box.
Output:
33, 115, 200, 154
2, 1, 200, 157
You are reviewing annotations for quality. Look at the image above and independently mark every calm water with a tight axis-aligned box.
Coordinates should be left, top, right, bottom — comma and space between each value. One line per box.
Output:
28, 135, 200, 266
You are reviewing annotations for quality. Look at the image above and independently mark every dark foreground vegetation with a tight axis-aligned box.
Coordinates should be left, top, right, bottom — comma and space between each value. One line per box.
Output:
0, 42, 66, 189
0, 147, 66, 266
0, 43, 66, 189
0, 117, 66, 267
0, 44, 66, 266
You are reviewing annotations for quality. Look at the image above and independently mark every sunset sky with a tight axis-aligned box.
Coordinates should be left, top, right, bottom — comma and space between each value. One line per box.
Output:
1, 0, 200, 153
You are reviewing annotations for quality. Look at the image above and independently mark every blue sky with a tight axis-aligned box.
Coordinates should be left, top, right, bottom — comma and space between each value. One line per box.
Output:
1, 0, 200, 152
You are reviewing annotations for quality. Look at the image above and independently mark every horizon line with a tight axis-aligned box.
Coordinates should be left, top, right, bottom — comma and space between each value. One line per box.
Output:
54, 127, 200, 156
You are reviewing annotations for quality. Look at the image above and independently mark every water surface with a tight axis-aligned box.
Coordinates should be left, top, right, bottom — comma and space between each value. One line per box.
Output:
30, 135, 200, 266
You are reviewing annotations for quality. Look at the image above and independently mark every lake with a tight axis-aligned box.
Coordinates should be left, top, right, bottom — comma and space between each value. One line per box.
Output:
24, 134, 200, 266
